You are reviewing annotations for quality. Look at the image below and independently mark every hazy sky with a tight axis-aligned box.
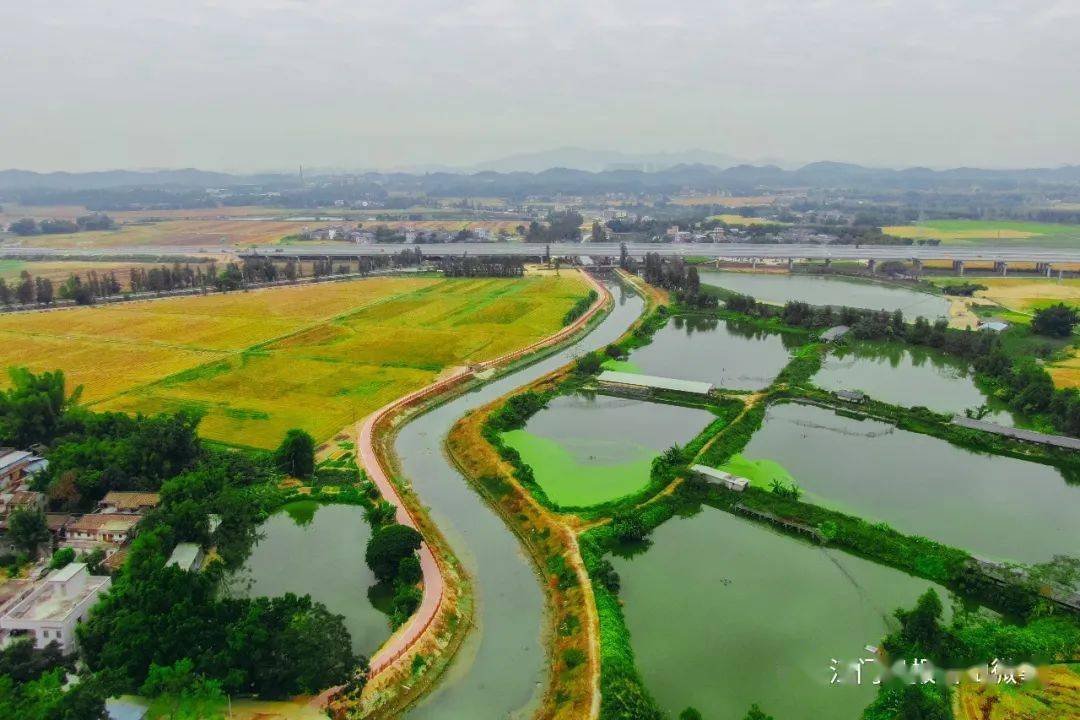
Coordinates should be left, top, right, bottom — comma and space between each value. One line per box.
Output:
2, 0, 1078, 172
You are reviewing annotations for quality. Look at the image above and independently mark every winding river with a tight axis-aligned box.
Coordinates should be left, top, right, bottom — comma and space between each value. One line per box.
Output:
396, 278, 645, 718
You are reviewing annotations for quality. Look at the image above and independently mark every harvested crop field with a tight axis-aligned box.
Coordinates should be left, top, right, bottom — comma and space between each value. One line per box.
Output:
0, 272, 589, 448
884, 220, 1080, 247
955, 665, 1080, 720
930, 276, 1080, 314
18, 218, 302, 248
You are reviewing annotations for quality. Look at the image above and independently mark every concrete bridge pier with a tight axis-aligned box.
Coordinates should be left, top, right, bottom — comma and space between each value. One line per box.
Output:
867, 258, 877, 274
751, 257, 758, 270
994, 261, 1009, 276
911, 258, 923, 277
1036, 262, 1052, 277
952, 259, 965, 276
787, 257, 794, 271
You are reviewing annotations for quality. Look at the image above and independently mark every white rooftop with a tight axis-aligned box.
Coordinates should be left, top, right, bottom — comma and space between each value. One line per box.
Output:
3, 563, 109, 623
166, 543, 202, 571
597, 370, 714, 396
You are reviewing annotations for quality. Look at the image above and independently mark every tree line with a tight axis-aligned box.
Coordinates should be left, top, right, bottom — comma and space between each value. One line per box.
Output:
726, 295, 1080, 436
6, 214, 115, 236
1, 252, 426, 308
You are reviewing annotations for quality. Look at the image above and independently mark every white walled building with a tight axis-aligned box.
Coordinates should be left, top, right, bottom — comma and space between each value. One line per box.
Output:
0, 563, 111, 652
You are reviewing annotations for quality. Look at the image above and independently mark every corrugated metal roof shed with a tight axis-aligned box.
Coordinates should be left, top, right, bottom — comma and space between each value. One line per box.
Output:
597, 370, 713, 395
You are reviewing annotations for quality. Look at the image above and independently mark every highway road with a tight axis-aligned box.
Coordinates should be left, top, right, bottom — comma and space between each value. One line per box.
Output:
5, 241, 1080, 263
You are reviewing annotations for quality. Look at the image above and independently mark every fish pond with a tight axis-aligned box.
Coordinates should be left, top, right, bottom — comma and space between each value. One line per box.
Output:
616, 315, 798, 391
700, 270, 951, 318
613, 506, 944, 720
226, 501, 388, 655
719, 402, 1079, 563
813, 342, 1018, 424
501, 393, 716, 507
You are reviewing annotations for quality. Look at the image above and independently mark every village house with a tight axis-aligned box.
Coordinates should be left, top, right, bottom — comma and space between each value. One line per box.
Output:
0, 490, 46, 529
0, 563, 111, 653
63, 513, 141, 550
96, 491, 160, 515
0, 448, 45, 491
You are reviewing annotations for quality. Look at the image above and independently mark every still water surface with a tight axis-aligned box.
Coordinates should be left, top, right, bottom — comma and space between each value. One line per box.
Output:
700, 270, 951, 318
614, 507, 944, 720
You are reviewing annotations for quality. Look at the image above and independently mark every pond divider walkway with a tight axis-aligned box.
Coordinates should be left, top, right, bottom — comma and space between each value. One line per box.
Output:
351, 270, 611, 691
733, 503, 826, 543
951, 416, 1080, 451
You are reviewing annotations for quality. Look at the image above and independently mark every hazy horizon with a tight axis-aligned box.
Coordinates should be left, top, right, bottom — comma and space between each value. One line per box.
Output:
3, 0, 1078, 173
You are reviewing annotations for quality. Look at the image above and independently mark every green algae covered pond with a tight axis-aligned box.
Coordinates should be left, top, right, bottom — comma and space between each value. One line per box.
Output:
813, 342, 1018, 425
625, 315, 798, 390
721, 403, 1079, 563
501, 393, 715, 507
613, 507, 945, 720
700, 269, 951, 318
226, 501, 388, 655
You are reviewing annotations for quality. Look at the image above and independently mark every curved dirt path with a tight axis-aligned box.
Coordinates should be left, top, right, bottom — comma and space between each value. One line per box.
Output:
357, 269, 609, 679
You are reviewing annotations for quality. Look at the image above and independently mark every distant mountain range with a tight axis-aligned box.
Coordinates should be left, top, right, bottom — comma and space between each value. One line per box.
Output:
469, 147, 744, 173
0, 168, 291, 191
3, 160, 1080, 196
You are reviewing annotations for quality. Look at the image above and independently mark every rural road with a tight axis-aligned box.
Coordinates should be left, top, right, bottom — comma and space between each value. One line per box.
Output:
356, 269, 610, 680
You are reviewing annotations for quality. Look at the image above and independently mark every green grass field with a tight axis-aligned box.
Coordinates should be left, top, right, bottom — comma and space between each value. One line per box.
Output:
885, 219, 1080, 247
0, 273, 588, 448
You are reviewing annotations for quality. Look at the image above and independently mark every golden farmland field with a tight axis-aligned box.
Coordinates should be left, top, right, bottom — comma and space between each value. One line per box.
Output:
955, 665, 1080, 720
0, 273, 589, 448
931, 276, 1080, 315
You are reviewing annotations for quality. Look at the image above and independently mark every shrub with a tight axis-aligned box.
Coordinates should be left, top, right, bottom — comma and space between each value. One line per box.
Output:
365, 524, 423, 582
562, 648, 586, 670
48, 547, 76, 570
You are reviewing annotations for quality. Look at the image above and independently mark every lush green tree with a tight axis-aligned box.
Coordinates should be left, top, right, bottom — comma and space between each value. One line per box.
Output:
591, 220, 606, 243
49, 547, 76, 570
365, 523, 423, 581
1032, 303, 1079, 338
743, 704, 774, 720
0, 367, 79, 447
882, 589, 946, 663
0, 639, 70, 684
679, 708, 703, 720
274, 428, 315, 478
8, 218, 40, 236
0, 638, 105, 720
43, 409, 201, 509
8, 508, 50, 556
140, 658, 226, 720
611, 512, 646, 543
16, 271, 36, 304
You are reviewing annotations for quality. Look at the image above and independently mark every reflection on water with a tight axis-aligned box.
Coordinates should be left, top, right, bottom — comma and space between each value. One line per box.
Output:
701, 270, 951, 318
614, 506, 945, 720
226, 503, 387, 655
814, 342, 1017, 424
739, 403, 1078, 563
629, 316, 794, 390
